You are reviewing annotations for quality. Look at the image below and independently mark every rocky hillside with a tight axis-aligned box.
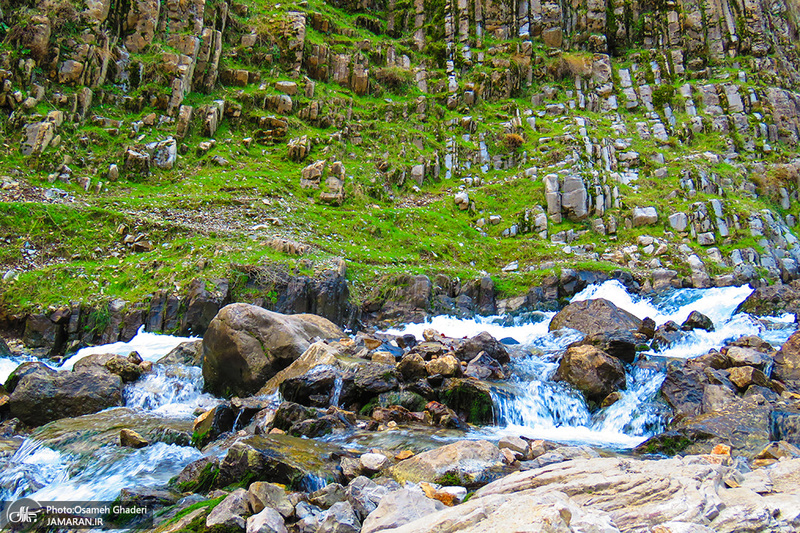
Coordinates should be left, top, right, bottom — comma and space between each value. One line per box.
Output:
1, 0, 800, 349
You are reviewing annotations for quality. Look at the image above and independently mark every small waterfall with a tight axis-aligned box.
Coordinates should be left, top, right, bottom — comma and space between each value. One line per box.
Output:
299, 473, 329, 493
330, 374, 344, 408
123, 364, 220, 419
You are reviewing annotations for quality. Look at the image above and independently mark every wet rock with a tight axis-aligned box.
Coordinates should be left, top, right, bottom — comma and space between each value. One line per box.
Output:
465, 351, 504, 380
206, 488, 249, 531
310, 483, 346, 508
681, 311, 715, 332
397, 353, 427, 381
271, 402, 317, 432
9, 364, 122, 426
361, 489, 445, 533
157, 340, 203, 366
769, 409, 800, 443
192, 403, 235, 447
569, 331, 638, 364
247, 481, 293, 518
661, 362, 708, 419
735, 284, 800, 317
173, 456, 220, 493
549, 298, 642, 336
388, 440, 507, 488
73, 352, 144, 382
437, 378, 494, 425
279, 366, 343, 408
215, 435, 343, 490
676, 400, 773, 458
246, 506, 287, 533
354, 363, 398, 395
555, 345, 627, 404
424, 401, 465, 429
454, 331, 510, 363
652, 321, 685, 350
722, 346, 772, 371
202, 304, 344, 397
120, 428, 149, 448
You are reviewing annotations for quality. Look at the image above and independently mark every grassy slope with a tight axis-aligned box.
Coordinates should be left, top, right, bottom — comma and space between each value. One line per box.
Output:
0, 0, 797, 314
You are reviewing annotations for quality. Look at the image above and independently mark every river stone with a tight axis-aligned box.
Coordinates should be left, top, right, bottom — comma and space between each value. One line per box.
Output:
9, 364, 123, 427
317, 501, 360, 533
388, 439, 507, 488
246, 506, 287, 533
360, 453, 390, 473
437, 378, 494, 425
354, 363, 398, 394
120, 428, 149, 448
247, 482, 294, 518
681, 310, 715, 332
206, 488, 249, 530
465, 351, 504, 380
361, 489, 445, 533
773, 330, 800, 385
769, 409, 800, 443
397, 353, 427, 381
425, 355, 461, 377
453, 331, 510, 363
555, 345, 627, 403
310, 483, 346, 508
728, 366, 771, 390
675, 399, 772, 457
202, 304, 344, 397
258, 342, 349, 396
723, 346, 772, 371
549, 298, 642, 336
73, 352, 144, 382
157, 340, 203, 366
345, 476, 390, 520
378, 456, 800, 533
0, 336, 11, 358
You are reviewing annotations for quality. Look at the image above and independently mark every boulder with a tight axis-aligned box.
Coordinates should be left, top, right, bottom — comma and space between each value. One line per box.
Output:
246, 507, 287, 533
465, 352, 504, 380
247, 482, 293, 518
555, 345, 627, 403
9, 364, 123, 426
73, 352, 144, 382
425, 355, 461, 377
345, 476, 390, 520
203, 304, 344, 397
215, 434, 343, 490
774, 330, 800, 384
157, 340, 203, 366
361, 489, 445, 533
397, 353, 427, 381
568, 331, 638, 364
681, 311, 714, 332
206, 488, 249, 531
388, 440, 507, 488
120, 428, 149, 448
735, 284, 800, 317
549, 298, 642, 336
454, 331, 510, 363
437, 378, 494, 425
353, 363, 398, 395
632, 206, 659, 226
317, 501, 360, 533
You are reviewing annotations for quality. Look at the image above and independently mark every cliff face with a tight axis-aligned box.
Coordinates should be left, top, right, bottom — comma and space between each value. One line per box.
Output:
2, 0, 800, 340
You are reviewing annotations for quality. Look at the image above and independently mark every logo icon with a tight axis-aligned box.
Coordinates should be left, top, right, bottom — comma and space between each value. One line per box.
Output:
4, 498, 42, 526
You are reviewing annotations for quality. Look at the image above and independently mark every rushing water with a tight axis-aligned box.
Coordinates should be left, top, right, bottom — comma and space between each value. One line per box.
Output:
387, 281, 796, 449
0, 281, 796, 502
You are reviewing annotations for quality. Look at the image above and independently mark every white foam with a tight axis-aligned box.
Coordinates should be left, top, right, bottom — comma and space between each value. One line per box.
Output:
60, 326, 195, 370
383, 312, 556, 346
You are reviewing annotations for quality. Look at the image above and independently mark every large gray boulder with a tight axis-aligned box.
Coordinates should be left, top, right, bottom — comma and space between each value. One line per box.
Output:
773, 330, 800, 386
203, 304, 344, 397
8, 363, 123, 427
549, 298, 642, 337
